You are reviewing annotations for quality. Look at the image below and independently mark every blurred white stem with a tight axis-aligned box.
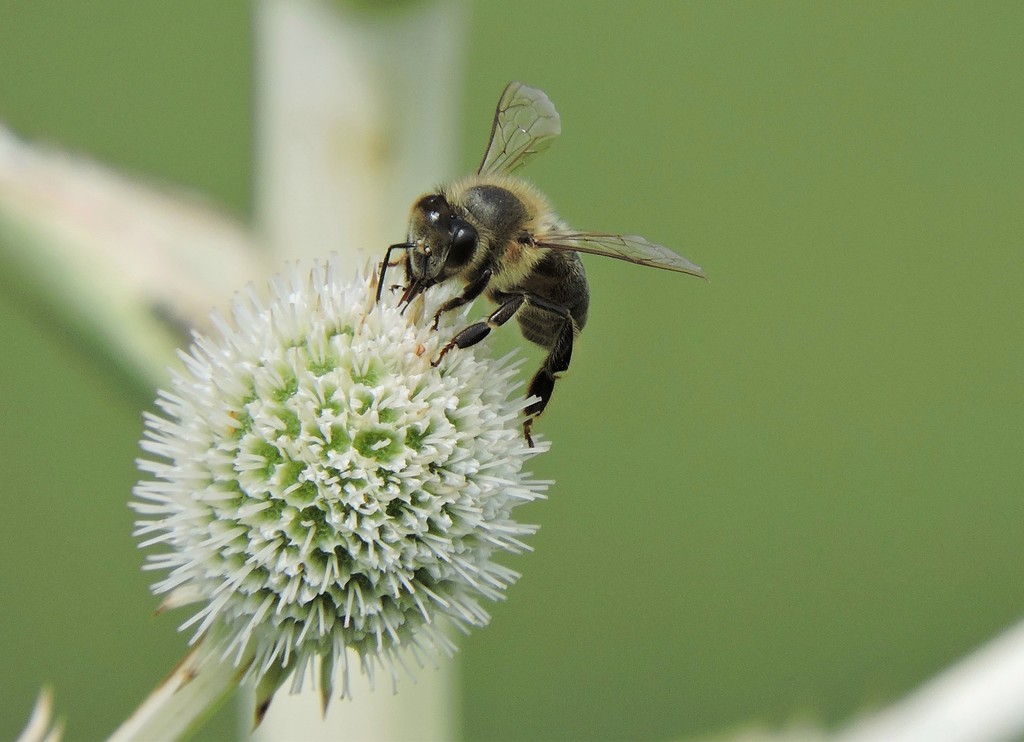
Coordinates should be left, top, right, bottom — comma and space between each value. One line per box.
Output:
251, 1, 465, 739
0, 126, 265, 389
837, 618, 1024, 742
16, 689, 63, 742
256, 0, 464, 266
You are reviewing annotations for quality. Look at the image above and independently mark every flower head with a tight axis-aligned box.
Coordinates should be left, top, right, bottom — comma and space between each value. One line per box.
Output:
131, 257, 548, 710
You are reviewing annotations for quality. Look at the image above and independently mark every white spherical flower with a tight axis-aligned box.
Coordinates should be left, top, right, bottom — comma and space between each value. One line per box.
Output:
131, 257, 548, 712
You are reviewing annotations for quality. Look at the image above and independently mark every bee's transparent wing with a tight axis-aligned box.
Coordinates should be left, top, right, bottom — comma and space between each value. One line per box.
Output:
477, 82, 561, 176
533, 231, 707, 278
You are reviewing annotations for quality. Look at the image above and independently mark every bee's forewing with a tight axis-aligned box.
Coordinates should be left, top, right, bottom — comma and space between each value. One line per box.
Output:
533, 231, 706, 279
477, 82, 561, 176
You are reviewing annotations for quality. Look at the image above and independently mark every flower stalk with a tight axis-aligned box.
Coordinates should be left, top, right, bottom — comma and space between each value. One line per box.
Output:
108, 646, 248, 742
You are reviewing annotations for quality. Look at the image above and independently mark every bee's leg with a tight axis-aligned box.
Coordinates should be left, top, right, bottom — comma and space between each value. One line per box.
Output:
432, 292, 525, 366
431, 267, 493, 330
522, 305, 575, 447
432, 292, 574, 448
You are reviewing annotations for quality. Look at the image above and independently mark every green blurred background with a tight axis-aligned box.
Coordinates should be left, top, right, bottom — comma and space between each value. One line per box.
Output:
2, 1, 1023, 740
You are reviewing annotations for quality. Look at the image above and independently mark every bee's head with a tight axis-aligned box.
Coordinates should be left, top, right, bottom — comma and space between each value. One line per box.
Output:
406, 193, 479, 284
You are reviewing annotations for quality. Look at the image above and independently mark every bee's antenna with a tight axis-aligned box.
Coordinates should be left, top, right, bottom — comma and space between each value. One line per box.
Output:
376, 243, 412, 304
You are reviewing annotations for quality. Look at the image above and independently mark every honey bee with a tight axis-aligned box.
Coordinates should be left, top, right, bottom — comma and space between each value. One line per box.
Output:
377, 81, 706, 446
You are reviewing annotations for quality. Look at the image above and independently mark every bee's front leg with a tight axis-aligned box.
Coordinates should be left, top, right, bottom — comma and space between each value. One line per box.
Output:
430, 267, 492, 330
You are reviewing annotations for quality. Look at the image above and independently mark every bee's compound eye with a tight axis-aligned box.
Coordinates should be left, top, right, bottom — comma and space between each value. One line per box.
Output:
449, 220, 478, 266
418, 194, 447, 224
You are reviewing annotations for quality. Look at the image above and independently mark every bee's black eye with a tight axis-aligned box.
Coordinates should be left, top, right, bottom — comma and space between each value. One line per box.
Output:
417, 194, 448, 224
449, 220, 478, 266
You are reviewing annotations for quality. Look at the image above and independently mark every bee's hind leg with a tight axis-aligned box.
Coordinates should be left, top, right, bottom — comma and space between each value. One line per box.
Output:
522, 316, 574, 447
